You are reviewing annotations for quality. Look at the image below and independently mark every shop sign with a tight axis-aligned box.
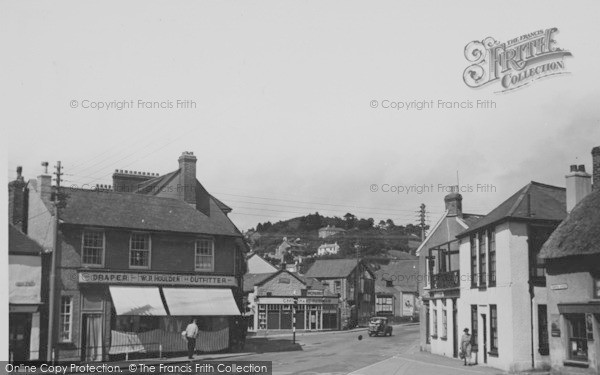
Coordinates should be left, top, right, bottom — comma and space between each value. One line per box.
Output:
259, 297, 338, 305
78, 271, 237, 287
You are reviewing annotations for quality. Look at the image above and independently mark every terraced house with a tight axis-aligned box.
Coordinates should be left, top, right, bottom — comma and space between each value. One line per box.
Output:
22, 152, 247, 362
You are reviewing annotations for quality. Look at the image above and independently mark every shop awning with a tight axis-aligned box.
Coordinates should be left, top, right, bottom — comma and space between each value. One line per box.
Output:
558, 302, 600, 314
109, 286, 167, 316
162, 288, 241, 316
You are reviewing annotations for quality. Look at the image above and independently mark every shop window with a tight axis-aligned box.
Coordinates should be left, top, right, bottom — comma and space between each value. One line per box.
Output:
566, 314, 589, 362
195, 239, 214, 272
594, 277, 600, 299
59, 296, 73, 342
488, 229, 496, 287
490, 304, 499, 355
82, 230, 104, 266
538, 304, 549, 355
129, 233, 151, 269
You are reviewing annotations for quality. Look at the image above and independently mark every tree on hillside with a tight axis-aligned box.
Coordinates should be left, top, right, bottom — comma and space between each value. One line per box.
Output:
343, 213, 357, 229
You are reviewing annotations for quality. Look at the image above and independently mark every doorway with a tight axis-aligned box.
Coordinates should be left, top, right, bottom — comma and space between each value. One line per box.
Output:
481, 314, 487, 364
452, 299, 458, 358
9, 313, 31, 361
81, 314, 103, 362
307, 309, 320, 330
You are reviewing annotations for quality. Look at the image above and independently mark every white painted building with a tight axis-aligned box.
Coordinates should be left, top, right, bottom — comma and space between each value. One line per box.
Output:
456, 181, 566, 372
317, 242, 340, 256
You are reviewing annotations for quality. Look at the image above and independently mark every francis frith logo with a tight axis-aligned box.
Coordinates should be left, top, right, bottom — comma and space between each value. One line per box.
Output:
463, 28, 572, 92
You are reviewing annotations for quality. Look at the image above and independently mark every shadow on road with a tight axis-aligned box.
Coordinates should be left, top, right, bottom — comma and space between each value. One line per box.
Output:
243, 338, 303, 354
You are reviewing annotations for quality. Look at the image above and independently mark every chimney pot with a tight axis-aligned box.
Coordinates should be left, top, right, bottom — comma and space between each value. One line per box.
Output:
566, 163, 592, 212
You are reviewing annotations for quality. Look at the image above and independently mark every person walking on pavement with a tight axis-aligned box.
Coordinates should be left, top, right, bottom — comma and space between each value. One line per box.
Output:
185, 318, 199, 359
460, 328, 473, 366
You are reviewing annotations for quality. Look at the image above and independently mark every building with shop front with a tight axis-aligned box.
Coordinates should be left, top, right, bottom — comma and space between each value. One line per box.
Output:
540, 149, 600, 375
23, 152, 247, 362
245, 269, 339, 331
305, 259, 375, 324
456, 181, 566, 372
9, 224, 46, 361
374, 259, 419, 320
416, 190, 482, 358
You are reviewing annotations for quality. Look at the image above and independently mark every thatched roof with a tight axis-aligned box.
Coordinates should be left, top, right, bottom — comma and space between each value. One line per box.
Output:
540, 189, 600, 259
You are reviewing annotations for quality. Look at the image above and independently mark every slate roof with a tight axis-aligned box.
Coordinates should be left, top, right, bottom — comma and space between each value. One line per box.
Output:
458, 181, 566, 238
243, 270, 336, 297
386, 250, 418, 260
304, 259, 362, 278
9, 225, 44, 255
540, 189, 600, 259
374, 260, 419, 293
59, 188, 242, 236
243, 273, 273, 293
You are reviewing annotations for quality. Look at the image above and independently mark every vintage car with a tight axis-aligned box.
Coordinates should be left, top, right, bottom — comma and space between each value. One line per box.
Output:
368, 316, 393, 337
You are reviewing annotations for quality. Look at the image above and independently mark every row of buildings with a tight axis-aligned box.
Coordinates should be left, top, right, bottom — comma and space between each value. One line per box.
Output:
8, 152, 248, 362
418, 146, 600, 374
243, 254, 419, 331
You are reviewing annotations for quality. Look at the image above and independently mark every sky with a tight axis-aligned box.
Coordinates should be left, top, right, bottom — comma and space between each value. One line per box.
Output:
2, 0, 600, 234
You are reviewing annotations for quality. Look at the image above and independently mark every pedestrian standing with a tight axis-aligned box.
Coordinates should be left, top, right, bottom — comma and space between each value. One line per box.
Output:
460, 328, 473, 366
185, 318, 199, 359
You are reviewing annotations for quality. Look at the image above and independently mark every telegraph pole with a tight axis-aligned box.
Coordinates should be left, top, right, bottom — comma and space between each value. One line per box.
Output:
47, 161, 62, 362
292, 297, 298, 344
419, 203, 427, 241
354, 242, 360, 324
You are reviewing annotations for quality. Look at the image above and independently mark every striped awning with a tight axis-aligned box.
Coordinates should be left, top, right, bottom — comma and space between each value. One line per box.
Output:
109, 286, 167, 316
162, 288, 241, 316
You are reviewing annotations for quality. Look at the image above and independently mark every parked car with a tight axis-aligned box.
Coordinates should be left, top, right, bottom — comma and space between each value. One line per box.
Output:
368, 316, 393, 337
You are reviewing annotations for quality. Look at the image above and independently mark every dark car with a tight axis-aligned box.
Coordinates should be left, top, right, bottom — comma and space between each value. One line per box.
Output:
368, 316, 393, 337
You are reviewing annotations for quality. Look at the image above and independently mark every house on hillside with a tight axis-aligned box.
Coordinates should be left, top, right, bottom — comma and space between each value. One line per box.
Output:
318, 225, 345, 239
540, 148, 600, 375
317, 242, 340, 256
416, 190, 483, 359
19, 152, 248, 362
374, 260, 419, 320
274, 237, 304, 261
456, 181, 567, 372
305, 259, 375, 324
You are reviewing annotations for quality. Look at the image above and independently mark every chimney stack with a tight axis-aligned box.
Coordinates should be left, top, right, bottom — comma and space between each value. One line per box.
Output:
9, 166, 27, 230
565, 164, 591, 213
178, 151, 197, 205
38, 162, 52, 203
593, 146, 600, 191
444, 186, 463, 217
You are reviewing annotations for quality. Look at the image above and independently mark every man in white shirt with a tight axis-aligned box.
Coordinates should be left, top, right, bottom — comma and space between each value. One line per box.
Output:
185, 318, 199, 359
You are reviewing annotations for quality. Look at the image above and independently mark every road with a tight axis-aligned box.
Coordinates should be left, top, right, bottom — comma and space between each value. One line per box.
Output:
243, 324, 420, 375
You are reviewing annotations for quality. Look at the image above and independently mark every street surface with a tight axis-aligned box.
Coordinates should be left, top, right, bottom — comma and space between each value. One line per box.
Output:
242, 324, 503, 375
